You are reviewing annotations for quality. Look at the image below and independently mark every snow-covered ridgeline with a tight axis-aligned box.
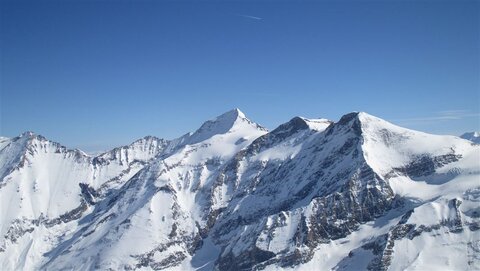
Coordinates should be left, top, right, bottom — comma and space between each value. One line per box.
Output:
0, 109, 478, 271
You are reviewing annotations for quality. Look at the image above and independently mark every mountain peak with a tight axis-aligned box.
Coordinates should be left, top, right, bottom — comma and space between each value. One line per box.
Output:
187, 108, 266, 144
329, 111, 402, 139
15, 131, 50, 144
225, 108, 245, 118
214, 108, 245, 124
19, 131, 36, 138
336, 111, 394, 127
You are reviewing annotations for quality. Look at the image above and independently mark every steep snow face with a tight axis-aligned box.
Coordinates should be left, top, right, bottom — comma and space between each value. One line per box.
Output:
461, 131, 480, 144
0, 133, 91, 218
355, 112, 479, 201
0, 133, 94, 269
0, 134, 27, 181
0, 110, 479, 271
0, 137, 11, 149
357, 112, 475, 177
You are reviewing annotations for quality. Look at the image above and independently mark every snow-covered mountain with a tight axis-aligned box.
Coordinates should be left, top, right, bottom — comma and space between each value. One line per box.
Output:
461, 131, 480, 144
0, 109, 479, 271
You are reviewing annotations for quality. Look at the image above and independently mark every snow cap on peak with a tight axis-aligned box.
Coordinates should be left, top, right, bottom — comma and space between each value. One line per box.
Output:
331, 111, 389, 137
299, 117, 333, 132
230, 108, 246, 118
357, 111, 383, 121
356, 112, 405, 129
337, 111, 384, 125
333, 111, 426, 141
214, 108, 245, 123
187, 108, 265, 144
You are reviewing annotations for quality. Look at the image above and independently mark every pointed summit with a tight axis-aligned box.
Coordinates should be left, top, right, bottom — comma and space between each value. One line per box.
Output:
187, 108, 266, 144
226, 108, 245, 119
213, 108, 245, 126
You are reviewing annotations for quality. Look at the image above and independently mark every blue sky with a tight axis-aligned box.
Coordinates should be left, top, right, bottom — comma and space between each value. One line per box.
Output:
1, 0, 479, 151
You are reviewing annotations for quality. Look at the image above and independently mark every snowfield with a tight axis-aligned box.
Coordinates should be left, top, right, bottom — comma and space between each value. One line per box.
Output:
0, 109, 478, 271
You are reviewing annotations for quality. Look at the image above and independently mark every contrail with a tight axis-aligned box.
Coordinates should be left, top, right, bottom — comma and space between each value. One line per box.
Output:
237, 14, 263, 20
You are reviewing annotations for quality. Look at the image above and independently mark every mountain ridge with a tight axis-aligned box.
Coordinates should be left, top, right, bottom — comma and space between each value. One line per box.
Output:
0, 109, 478, 270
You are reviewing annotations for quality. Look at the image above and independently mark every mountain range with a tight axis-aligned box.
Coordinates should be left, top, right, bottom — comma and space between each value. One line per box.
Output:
0, 109, 479, 270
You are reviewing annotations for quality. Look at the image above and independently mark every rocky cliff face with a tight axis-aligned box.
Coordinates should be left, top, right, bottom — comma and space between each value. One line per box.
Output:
0, 110, 478, 270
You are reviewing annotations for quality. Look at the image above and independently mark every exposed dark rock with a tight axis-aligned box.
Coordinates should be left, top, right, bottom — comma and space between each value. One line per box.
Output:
217, 247, 276, 271
387, 153, 462, 179
80, 183, 99, 205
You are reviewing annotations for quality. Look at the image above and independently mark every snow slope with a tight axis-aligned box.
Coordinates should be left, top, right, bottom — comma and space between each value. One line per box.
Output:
0, 133, 174, 269
0, 109, 478, 271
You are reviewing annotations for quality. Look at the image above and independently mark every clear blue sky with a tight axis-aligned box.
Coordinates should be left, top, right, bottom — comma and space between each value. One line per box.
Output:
1, 0, 479, 152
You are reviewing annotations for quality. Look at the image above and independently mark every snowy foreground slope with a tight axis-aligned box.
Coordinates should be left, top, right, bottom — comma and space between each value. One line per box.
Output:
0, 109, 479, 271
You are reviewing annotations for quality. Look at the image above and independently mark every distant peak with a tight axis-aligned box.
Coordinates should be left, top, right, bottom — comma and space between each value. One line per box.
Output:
461, 131, 480, 138
17, 131, 48, 142
19, 131, 36, 137
460, 131, 480, 144
137, 135, 164, 142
